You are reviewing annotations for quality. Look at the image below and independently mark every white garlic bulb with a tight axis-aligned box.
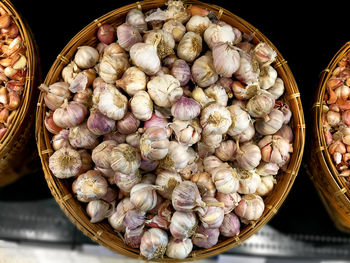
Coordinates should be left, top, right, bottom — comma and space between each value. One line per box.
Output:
147, 74, 182, 107
62, 61, 81, 84
162, 19, 186, 42
227, 104, 251, 137
204, 84, 228, 107
192, 52, 218, 88
143, 29, 175, 59
246, 90, 275, 118
212, 42, 240, 77
200, 103, 232, 135
166, 238, 193, 259
253, 42, 277, 66
160, 141, 190, 171
155, 169, 182, 199
130, 90, 153, 121
186, 15, 211, 35
235, 194, 265, 221
97, 53, 130, 84
256, 162, 280, 176
108, 198, 135, 231
140, 127, 170, 160
177, 32, 202, 62
235, 142, 262, 170
86, 200, 112, 223
202, 133, 222, 149
233, 121, 255, 143
234, 49, 260, 85
126, 8, 147, 32
92, 140, 117, 169
267, 77, 285, 99
130, 183, 160, 212
49, 147, 82, 179
255, 175, 276, 196
215, 140, 236, 162
170, 211, 197, 239
130, 42, 161, 75
259, 65, 278, 90
203, 155, 223, 174
116, 66, 147, 96
255, 108, 284, 135
236, 168, 261, 194
211, 163, 239, 194
204, 22, 235, 49
170, 118, 202, 146
74, 46, 99, 69
110, 143, 141, 174
216, 192, 241, 214
140, 228, 168, 260
197, 196, 225, 229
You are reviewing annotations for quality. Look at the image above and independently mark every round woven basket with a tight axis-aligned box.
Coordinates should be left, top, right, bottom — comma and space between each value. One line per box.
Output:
35, 0, 305, 260
308, 42, 350, 233
0, 0, 40, 187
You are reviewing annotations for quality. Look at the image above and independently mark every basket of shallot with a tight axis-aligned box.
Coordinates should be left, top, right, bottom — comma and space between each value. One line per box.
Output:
0, 0, 39, 187
36, 0, 305, 260
309, 41, 350, 233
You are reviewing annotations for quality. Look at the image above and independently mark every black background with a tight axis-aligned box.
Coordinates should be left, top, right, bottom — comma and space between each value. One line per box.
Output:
4, 0, 350, 241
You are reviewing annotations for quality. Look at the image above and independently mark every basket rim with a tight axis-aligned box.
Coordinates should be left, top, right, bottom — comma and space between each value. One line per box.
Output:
35, 0, 305, 260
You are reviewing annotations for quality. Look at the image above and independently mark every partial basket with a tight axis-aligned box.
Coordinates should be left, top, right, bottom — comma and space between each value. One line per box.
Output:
35, 0, 305, 260
0, 0, 39, 187
308, 41, 350, 233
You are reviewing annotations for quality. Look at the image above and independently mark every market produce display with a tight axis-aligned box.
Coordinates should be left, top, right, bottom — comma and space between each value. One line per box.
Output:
38, 0, 297, 260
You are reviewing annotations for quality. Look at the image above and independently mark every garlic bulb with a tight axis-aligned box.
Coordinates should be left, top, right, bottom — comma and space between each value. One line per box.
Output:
96, 85, 128, 120
191, 172, 216, 197
192, 225, 219, 249
267, 78, 285, 99
246, 90, 275, 118
140, 228, 168, 260
159, 141, 189, 171
233, 121, 255, 143
255, 108, 284, 135
234, 49, 260, 85
78, 149, 93, 173
101, 186, 117, 203
256, 162, 280, 176
177, 32, 202, 63
110, 143, 141, 174
255, 175, 276, 196
147, 74, 182, 108
87, 108, 116, 136
73, 87, 93, 107
170, 211, 197, 239
123, 209, 146, 230
103, 130, 126, 144
140, 127, 169, 160
92, 140, 117, 169
130, 90, 153, 121
166, 238, 193, 259
202, 133, 222, 148
39, 82, 71, 110
216, 192, 241, 214
235, 142, 262, 170
86, 199, 112, 223
197, 196, 224, 229
275, 124, 293, 143
69, 69, 96, 93
204, 84, 228, 107
227, 104, 251, 137
170, 59, 191, 86
231, 80, 259, 100
253, 42, 277, 66
49, 147, 82, 179
74, 46, 99, 69
72, 170, 108, 202
53, 100, 87, 128
212, 42, 240, 77
258, 135, 291, 167
130, 42, 161, 75
235, 194, 265, 221
203, 155, 223, 173
156, 169, 182, 199
51, 129, 71, 151
144, 29, 175, 59
211, 163, 239, 194
125, 225, 145, 249
141, 173, 157, 185
172, 181, 205, 211
108, 198, 135, 231
192, 52, 218, 88
116, 112, 140, 135
204, 22, 235, 49
116, 66, 147, 96
117, 23, 142, 51
62, 61, 81, 85
259, 65, 278, 90
97, 53, 130, 84
130, 183, 161, 212
236, 168, 261, 194
215, 140, 236, 161
162, 19, 186, 42
276, 101, 292, 124
170, 118, 201, 146
171, 96, 201, 120
126, 9, 147, 33
186, 15, 211, 35
114, 171, 141, 193
219, 213, 240, 237
200, 103, 232, 135
192, 86, 215, 108
69, 122, 99, 149
144, 113, 172, 137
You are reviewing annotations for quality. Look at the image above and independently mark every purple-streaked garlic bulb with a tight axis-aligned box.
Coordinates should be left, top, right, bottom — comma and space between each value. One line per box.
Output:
196, 196, 225, 229
219, 213, 240, 237
140, 158, 159, 172
69, 122, 99, 149
86, 199, 112, 223
140, 228, 168, 260
114, 171, 141, 193
233, 49, 260, 85
235, 194, 265, 221
143, 113, 172, 137
169, 211, 197, 240
235, 142, 262, 170
49, 147, 82, 179
171, 96, 201, 121
110, 143, 141, 174
255, 108, 284, 135
108, 198, 134, 231
192, 225, 220, 249
166, 237, 193, 259
203, 155, 223, 174
130, 183, 161, 212
92, 140, 117, 169
170, 119, 202, 146
115, 112, 140, 135
117, 23, 142, 51
51, 129, 71, 151
125, 225, 145, 248
212, 42, 240, 77
216, 192, 241, 214
87, 108, 115, 136
258, 135, 291, 167
53, 100, 87, 128
172, 181, 205, 212
246, 90, 275, 118
215, 140, 236, 162
159, 141, 190, 172
155, 169, 182, 199
171, 59, 191, 86
123, 209, 146, 230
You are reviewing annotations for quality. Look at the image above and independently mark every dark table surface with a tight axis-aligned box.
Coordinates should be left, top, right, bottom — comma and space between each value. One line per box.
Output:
1, 0, 350, 260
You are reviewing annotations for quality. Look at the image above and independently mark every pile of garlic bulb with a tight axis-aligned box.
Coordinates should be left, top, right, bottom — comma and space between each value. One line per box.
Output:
42, 1, 294, 260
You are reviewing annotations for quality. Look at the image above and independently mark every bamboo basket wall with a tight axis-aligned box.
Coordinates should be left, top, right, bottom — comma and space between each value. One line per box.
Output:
309, 42, 350, 233
0, 0, 39, 187
35, 0, 305, 260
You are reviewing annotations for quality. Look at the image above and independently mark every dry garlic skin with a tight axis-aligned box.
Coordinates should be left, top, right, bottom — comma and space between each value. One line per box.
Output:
72, 170, 108, 202
49, 147, 82, 179
110, 143, 141, 174
200, 103, 232, 135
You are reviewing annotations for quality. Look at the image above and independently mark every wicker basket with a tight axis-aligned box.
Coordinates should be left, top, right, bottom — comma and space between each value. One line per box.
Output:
35, 0, 305, 260
0, 0, 40, 187
308, 42, 350, 233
